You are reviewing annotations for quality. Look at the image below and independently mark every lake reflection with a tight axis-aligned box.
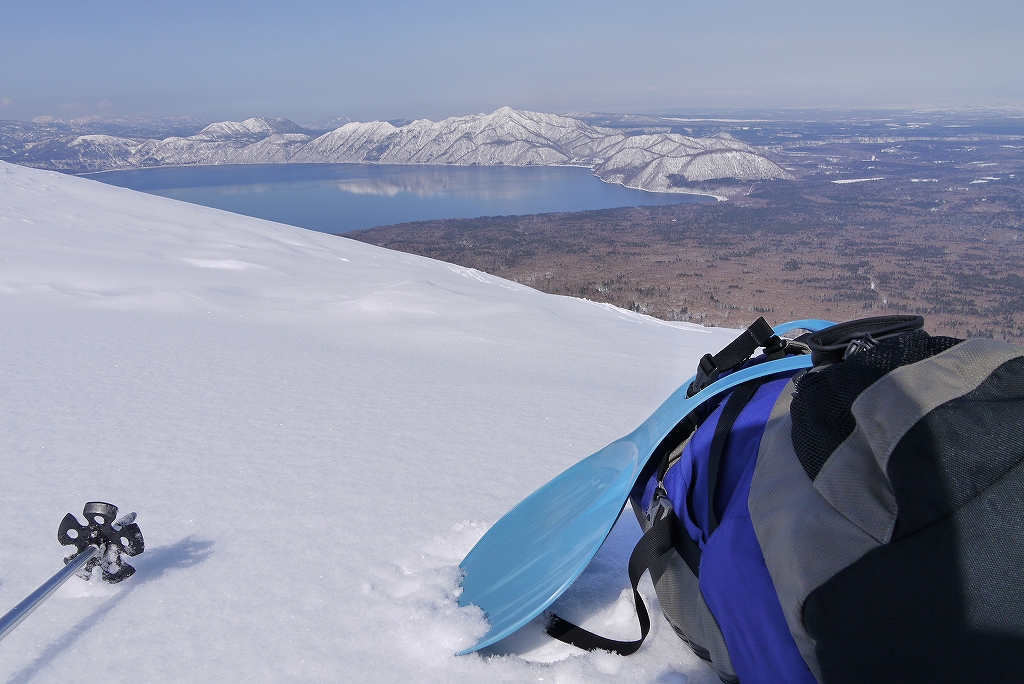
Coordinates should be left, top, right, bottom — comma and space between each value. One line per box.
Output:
86, 163, 712, 234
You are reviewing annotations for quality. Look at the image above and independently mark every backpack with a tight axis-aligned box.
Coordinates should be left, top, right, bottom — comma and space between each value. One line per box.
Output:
547, 315, 1024, 684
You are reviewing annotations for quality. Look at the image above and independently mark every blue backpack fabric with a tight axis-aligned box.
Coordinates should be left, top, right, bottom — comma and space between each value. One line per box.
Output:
546, 316, 817, 682
638, 370, 815, 684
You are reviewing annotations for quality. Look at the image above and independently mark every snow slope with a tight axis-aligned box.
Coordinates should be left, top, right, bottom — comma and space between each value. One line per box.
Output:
0, 160, 737, 683
5, 109, 789, 192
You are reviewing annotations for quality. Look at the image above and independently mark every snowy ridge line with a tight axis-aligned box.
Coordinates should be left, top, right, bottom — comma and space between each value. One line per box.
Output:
5, 107, 790, 194
584, 300, 713, 332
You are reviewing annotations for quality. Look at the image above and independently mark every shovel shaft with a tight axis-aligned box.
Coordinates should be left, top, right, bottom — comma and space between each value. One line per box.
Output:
0, 546, 99, 643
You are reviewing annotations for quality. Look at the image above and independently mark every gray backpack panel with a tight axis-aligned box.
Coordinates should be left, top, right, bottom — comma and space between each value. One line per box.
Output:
748, 381, 880, 681
803, 341, 1024, 683
844, 338, 1023, 475
810, 338, 1023, 545
650, 543, 739, 683
637, 509, 739, 683
752, 337, 1024, 683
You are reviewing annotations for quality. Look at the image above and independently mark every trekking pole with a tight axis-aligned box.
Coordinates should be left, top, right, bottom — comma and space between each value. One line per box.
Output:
0, 502, 144, 643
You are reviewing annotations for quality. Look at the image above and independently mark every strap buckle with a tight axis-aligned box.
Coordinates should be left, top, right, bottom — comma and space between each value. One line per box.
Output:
687, 354, 719, 397
686, 317, 781, 397
647, 486, 674, 525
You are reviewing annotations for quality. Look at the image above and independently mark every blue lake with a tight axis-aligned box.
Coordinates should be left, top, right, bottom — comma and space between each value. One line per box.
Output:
85, 164, 712, 234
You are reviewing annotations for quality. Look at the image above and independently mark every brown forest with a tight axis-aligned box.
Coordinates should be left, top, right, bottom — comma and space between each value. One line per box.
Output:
348, 172, 1024, 342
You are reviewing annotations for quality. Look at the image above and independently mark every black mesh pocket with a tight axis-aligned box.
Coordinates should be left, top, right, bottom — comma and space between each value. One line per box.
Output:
790, 330, 962, 480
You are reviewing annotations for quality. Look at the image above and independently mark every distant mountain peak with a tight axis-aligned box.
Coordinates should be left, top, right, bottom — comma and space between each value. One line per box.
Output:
0, 109, 791, 191
197, 117, 311, 141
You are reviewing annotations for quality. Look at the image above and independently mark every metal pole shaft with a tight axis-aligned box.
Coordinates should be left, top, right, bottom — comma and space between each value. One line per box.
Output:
0, 546, 100, 643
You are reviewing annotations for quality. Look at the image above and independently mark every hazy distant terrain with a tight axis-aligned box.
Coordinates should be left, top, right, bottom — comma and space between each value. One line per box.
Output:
348, 113, 1024, 341
0, 108, 786, 194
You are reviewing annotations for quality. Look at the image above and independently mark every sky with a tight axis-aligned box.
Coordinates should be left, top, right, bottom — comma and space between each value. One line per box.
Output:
1, 0, 1022, 124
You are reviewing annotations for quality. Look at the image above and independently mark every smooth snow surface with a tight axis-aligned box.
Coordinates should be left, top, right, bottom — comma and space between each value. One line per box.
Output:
829, 177, 884, 184
0, 161, 736, 683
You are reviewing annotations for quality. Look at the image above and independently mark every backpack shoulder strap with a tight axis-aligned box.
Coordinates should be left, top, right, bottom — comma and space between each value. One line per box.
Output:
546, 510, 700, 655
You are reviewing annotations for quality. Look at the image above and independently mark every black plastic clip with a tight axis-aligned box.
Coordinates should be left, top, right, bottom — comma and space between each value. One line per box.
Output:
687, 354, 720, 397
647, 486, 674, 526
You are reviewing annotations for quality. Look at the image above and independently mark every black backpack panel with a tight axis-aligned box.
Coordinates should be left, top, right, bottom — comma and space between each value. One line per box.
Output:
803, 460, 1024, 684
802, 355, 1024, 684
790, 330, 961, 480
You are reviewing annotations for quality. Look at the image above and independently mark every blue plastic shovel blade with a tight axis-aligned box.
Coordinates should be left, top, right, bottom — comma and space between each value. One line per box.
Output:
457, 319, 835, 654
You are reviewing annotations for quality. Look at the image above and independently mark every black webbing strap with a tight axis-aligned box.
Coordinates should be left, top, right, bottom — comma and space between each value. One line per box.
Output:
546, 510, 701, 655
706, 379, 764, 535
687, 317, 777, 397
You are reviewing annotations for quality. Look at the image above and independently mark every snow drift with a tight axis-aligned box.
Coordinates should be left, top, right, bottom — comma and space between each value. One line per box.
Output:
0, 160, 737, 683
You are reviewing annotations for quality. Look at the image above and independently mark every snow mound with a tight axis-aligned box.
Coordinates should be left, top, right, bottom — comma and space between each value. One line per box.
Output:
0, 160, 733, 683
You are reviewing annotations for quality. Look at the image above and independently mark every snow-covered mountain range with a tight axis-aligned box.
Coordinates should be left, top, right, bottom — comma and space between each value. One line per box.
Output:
0, 159, 735, 682
2, 108, 789, 193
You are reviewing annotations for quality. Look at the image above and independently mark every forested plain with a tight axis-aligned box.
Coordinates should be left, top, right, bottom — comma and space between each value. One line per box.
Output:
349, 146, 1024, 341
